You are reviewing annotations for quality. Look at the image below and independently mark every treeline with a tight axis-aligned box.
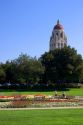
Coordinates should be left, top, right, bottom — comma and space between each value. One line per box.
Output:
0, 46, 83, 89
0, 54, 44, 84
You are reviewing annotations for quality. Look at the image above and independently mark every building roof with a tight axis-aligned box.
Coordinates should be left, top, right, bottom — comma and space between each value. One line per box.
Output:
54, 20, 63, 30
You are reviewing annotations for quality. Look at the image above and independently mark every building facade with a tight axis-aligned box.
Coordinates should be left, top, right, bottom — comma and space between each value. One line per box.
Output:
49, 20, 67, 51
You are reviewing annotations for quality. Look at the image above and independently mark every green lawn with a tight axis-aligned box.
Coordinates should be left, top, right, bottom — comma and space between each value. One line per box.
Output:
0, 88, 83, 96
0, 109, 83, 125
65, 88, 83, 96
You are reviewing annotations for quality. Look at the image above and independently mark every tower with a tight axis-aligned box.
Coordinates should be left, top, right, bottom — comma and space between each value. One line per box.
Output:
49, 20, 67, 51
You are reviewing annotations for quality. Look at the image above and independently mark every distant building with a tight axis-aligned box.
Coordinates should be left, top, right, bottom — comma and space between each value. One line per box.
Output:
49, 20, 67, 51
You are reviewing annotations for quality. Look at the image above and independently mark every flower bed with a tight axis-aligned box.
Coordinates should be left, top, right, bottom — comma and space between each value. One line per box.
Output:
0, 94, 83, 108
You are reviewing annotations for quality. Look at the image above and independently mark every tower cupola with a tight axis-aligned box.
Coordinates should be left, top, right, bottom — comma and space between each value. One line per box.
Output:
49, 20, 67, 50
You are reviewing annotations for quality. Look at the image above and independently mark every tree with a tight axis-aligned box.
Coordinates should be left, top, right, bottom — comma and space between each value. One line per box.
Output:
3, 61, 18, 83
15, 54, 44, 83
3, 54, 44, 84
40, 46, 83, 86
0, 65, 6, 83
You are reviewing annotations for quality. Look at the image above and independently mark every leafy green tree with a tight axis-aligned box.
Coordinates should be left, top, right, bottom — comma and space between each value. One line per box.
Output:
3, 61, 18, 83
3, 54, 44, 84
41, 46, 83, 86
0, 66, 6, 83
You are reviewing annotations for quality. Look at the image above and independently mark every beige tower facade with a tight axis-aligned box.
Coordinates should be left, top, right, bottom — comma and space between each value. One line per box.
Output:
49, 20, 67, 51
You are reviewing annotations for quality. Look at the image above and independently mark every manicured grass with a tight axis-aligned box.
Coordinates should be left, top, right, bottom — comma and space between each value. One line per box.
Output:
0, 90, 54, 96
0, 109, 83, 125
0, 88, 83, 96
65, 88, 83, 96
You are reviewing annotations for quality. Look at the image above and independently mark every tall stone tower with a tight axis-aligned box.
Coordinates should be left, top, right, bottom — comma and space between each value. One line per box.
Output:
49, 20, 67, 51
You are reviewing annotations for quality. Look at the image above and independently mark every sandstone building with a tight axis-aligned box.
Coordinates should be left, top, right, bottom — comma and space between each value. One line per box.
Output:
49, 20, 67, 51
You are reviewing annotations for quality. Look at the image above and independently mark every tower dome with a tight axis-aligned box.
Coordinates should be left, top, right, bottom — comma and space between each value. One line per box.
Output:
49, 20, 67, 51
54, 20, 63, 30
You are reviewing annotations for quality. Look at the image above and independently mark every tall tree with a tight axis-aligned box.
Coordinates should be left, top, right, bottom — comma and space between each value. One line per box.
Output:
0, 66, 6, 83
3, 54, 44, 84
41, 46, 83, 85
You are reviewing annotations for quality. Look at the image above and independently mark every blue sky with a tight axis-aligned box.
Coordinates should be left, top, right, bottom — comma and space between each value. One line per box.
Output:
0, 0, 83, 62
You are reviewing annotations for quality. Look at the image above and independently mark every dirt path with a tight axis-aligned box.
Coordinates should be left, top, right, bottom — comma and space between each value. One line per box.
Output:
0, 106, 83, 110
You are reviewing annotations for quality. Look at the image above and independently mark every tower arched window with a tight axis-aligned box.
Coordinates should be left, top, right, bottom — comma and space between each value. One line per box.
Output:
56, 32, 58, 36
58, 43, 60, 48
61, 32, 63, 38
61, 43, 63, 48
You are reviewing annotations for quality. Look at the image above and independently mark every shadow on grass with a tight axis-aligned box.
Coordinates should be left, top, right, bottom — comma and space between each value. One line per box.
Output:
0, 88, 70, 92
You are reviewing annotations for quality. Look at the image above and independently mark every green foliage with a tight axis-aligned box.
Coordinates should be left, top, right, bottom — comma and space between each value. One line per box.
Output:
0, 46, 83, 89
41, 46, 83, 85
0, 54, 44, 84
0, 66, 6, 83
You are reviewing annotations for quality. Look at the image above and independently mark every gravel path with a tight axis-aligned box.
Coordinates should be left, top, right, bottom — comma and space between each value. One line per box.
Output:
0, 106, 83, 110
